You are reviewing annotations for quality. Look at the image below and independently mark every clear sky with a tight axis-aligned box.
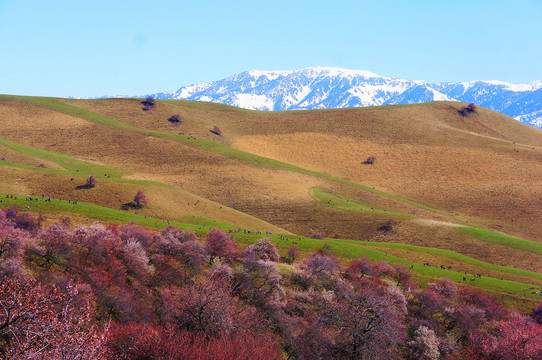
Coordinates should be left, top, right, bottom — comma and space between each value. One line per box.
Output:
1, 0, 541, 98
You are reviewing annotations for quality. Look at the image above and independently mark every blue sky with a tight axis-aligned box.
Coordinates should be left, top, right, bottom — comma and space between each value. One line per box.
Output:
1, 0, 541, 97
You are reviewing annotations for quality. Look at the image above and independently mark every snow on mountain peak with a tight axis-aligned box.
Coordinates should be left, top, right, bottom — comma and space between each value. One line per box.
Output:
148, 67, 542, 129
297, 66, 382, 78
246, 70, 290, 81
246, 67, 382, 80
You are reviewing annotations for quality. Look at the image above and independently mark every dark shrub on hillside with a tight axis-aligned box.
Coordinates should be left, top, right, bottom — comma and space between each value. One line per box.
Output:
123, 190, 148, 209
378, 219, 396, 233
363, 155, 376, 165
210, 125, 222, 136
141, 96, 155, 107
168, 114, 181, 123
76, 175, 98, 189
458, 103, 477, 116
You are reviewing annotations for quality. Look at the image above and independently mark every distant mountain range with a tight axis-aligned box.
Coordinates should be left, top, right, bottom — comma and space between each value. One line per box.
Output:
148, 67, 542, 128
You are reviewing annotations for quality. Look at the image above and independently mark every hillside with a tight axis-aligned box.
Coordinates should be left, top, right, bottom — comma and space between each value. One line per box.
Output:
1, 95, 542, 278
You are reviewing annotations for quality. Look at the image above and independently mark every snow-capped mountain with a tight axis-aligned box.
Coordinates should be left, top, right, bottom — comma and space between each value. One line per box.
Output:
149, 67, 542, 128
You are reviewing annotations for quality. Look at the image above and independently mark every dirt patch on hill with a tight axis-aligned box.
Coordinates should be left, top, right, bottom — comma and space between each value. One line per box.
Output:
0, 101, 91, 131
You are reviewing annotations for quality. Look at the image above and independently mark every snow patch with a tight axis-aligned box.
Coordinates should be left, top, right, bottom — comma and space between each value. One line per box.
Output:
427, 88, 456, 101
348, 83, 410, 105
233, 94, 274, 110
460, 80, 537, 92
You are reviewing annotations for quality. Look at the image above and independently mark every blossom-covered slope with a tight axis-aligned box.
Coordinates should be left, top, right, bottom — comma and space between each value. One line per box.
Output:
150, 67, 542, 128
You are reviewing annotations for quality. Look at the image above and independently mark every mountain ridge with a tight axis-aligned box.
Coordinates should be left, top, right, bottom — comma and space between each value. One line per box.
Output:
148, 67, 542, 128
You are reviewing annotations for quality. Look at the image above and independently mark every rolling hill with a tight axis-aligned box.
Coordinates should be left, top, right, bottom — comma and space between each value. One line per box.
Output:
1, 95, 542, 304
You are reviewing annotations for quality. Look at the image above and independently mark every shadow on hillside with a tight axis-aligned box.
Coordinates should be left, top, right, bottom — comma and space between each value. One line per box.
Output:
121, 202, 143, 210
75, 184, 95, 190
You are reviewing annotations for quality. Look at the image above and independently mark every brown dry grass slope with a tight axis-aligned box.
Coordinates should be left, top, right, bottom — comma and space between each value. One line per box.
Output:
1, 96, 541, 273
62, 98, 542, 242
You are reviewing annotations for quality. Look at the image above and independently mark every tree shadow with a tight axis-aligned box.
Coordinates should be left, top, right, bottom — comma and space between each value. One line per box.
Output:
121, 202, 143, 210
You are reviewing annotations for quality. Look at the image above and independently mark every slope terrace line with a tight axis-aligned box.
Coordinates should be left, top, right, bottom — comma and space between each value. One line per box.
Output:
1, 95, 466, 223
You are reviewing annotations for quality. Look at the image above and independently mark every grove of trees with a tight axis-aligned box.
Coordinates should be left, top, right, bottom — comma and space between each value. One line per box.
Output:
2, 206, 542, 359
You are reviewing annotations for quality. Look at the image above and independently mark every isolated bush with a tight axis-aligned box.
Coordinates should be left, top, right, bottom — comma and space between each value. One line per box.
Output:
87, 175, 98, 187
141, 97, 155, 111
168, 114, 181, 123
141, 96, 155, 108
60, 216, 72, 228
458, 103, 477, 116
363, 155, 376, 165
133, 190, 148, 207
76, 175, 98, 189
378, 218, 396, 233
210, 125, 222, 136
